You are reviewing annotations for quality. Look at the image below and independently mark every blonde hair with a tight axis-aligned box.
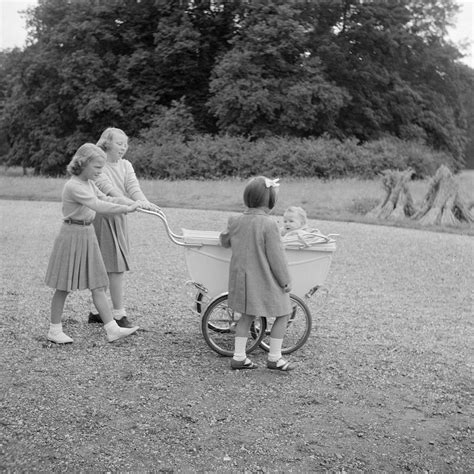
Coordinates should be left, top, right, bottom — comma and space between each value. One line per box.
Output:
284, 206, 307, 226
67, 143, 106, 176
96, 127, 128, 151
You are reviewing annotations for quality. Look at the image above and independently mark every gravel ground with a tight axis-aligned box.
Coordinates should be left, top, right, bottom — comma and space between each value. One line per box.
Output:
0, 200, 473, 472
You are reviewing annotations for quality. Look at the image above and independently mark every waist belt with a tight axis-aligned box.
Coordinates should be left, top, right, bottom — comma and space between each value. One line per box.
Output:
64, 219, 92, 226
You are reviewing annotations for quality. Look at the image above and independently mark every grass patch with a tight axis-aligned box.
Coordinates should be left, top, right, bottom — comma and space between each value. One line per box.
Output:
1, 167, 473, 235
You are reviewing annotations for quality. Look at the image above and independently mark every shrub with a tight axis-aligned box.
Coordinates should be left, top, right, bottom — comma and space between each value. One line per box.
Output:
140, 98, 198, 145
127, 130, 457, 180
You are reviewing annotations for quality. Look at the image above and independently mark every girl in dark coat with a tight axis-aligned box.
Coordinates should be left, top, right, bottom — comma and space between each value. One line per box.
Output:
220, 176, 293, 371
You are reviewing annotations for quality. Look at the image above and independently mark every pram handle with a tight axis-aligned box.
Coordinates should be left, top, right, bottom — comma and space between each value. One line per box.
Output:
138, 208, 192, 247
139, 208, 338, 248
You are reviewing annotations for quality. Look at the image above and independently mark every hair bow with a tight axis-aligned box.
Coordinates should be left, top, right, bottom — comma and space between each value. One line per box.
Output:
264, 177, 280, 188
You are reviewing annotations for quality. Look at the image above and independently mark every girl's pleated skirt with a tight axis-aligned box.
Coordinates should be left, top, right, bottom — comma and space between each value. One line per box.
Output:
93, 213, 131, 272
45, 224, 109, 291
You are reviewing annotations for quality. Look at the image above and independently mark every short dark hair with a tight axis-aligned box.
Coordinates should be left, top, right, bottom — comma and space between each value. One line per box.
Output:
243, 176, 278, 209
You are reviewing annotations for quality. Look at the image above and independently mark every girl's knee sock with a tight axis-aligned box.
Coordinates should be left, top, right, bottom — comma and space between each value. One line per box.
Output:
233, 336, 248, 361
268, 337, 284, 362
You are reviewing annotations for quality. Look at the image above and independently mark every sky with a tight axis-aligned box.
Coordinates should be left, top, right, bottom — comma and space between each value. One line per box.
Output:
0, 0, 473, 68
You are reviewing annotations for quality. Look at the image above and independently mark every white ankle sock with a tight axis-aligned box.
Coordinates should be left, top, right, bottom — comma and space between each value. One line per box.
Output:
104, 320, 120, 334
233, 336, 247, 361
268, 337, 284, 362
49, 323, 63, 334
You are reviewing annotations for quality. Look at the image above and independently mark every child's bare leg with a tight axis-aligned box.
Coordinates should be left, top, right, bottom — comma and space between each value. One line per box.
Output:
48, 290, 73, 344
51, 290, 68, 324
231, 314, 257, 369
108, 272, 132, 325
269, 314, 289, 340
235, 313, 254, 337
268, 314, 292, 370
108, 272, 124, 310
91, 287, 113, 324
91, 287, 139, 343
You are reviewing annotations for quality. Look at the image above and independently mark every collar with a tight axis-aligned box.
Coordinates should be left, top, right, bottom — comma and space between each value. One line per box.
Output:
244, 207, 270, 216
71, 175, 89, 184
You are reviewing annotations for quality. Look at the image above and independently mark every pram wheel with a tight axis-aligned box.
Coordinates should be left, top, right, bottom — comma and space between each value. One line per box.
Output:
201, 294, 267, 357
259, 294, 312, 354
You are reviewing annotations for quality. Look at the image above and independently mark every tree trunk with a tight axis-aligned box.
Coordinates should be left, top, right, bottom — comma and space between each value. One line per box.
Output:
413, 165, 474, 226
367, 169, 416, 220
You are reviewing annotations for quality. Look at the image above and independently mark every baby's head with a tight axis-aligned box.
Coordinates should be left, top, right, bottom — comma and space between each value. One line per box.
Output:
243, 176, 279, 210
96, 127, 128, 154
282, 206, 307, 234
67, 143, 106, 176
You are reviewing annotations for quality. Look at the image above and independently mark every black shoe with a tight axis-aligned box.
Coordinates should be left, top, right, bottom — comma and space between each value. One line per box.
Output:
115, 316, 134, 328
88, 312, 102, 324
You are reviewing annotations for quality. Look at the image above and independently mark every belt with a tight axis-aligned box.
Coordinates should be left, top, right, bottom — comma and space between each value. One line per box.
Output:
64, 219, 92, 226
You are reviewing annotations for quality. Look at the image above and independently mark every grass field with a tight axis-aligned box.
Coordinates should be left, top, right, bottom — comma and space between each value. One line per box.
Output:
1, 167, 473, 235
1, 200, 473, 471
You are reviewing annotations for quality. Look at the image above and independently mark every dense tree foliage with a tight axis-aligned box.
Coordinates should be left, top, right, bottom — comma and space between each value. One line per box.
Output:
458, 65, 474, 168
0, 0, 472, 175
207, 3, 349, 137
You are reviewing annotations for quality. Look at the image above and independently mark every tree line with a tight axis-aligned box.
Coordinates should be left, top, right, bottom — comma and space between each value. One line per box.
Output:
0, 0, 473, 176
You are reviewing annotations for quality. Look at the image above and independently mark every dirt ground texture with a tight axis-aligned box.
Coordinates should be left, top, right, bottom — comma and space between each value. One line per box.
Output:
1, 200, 473, 472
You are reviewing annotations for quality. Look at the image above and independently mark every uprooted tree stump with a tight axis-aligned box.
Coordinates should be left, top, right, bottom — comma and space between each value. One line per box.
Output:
413, 165, 473, 226
367, 169, 416, 220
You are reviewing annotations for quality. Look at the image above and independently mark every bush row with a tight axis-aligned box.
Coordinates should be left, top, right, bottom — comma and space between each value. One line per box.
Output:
127, 134, 457, 180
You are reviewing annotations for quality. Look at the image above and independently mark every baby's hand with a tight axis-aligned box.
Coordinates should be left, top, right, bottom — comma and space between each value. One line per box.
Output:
127, 202, 141, 213
284, 284, 291, 293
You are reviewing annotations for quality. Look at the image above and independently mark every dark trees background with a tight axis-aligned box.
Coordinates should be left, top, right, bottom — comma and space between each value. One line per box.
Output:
0, 0, 472, 175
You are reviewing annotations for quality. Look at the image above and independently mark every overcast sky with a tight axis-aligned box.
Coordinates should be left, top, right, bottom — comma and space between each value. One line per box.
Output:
1, 0, 473, 68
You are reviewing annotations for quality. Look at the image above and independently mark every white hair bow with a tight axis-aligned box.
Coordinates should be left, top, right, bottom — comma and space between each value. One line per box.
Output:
264, 177, 280, 188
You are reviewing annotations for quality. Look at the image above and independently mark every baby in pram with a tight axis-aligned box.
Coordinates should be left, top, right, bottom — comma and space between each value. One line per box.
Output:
281, 206, 324, 247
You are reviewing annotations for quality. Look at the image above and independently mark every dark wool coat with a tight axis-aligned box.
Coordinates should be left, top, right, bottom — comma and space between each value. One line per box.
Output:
220, 208, 292, 317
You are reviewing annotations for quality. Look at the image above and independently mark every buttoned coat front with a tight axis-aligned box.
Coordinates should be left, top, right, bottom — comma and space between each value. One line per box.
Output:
220, 208, 292, 317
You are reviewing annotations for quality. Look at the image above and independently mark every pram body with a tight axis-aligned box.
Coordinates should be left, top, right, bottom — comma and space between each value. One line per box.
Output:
140, 209, 337, 356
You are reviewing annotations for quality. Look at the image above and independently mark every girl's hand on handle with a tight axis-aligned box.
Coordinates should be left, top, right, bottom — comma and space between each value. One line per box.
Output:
127, 202, 141, 213
135, 200, 148, 209
136, 200, 161, 212
143, 201, 162, 212
149, 203, 162, 212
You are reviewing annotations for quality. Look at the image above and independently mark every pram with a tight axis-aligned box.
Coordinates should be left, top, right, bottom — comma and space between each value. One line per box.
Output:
140, 209, 337, 357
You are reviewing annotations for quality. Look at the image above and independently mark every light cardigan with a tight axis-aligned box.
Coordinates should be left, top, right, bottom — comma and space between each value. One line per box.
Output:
220, 208, 292, 317
94, 159, 146, 201
62, 176, 130, 221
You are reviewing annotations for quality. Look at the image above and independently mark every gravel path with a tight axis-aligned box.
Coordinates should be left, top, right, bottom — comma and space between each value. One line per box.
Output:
1, 200, 473, 472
